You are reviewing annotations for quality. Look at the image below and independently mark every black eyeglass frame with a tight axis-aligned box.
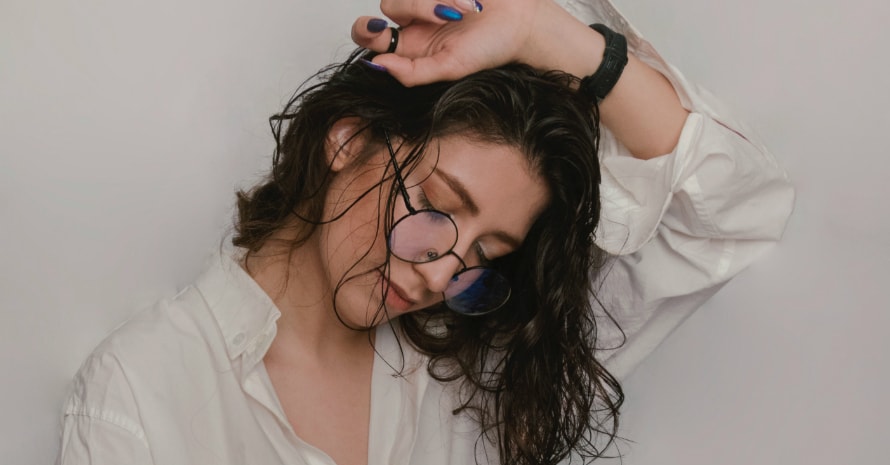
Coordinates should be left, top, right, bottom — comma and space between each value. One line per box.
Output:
382, 130, 512, 315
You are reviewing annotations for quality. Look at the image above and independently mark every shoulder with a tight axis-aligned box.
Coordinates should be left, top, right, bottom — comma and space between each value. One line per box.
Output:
64, 283, 225, 411
97, 284, 221, 369
57, 285, 220, 464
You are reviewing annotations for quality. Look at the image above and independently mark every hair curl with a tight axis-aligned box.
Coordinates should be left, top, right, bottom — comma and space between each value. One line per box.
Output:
233, 50, 624, 464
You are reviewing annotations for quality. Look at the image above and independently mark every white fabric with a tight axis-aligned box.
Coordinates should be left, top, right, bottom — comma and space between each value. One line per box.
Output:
57, 253, 490, 465
56, 0, 795, 463
559, 0, 795, 378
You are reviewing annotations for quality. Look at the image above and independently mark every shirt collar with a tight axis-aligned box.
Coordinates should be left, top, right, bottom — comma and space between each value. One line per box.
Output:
194, 249, 281, 364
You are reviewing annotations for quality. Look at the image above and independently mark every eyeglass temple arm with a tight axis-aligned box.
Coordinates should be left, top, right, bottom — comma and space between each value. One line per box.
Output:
383, 130, 417, 215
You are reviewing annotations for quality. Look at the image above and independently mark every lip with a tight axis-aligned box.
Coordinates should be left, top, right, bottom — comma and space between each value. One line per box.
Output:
378, 272, 418, 312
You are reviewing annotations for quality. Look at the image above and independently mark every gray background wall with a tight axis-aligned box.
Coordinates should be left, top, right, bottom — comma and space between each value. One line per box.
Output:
2, 0, 887, 464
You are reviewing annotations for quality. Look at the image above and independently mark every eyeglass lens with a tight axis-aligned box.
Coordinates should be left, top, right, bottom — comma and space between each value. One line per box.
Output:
443, 267, 511, 315
389, 211, 457, 263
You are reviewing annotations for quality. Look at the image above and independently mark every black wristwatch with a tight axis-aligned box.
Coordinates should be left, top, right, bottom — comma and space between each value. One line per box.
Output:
578, 23, 629, 102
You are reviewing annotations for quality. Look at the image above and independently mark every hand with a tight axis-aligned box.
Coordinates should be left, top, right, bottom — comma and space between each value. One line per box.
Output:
351, 0, 580, 86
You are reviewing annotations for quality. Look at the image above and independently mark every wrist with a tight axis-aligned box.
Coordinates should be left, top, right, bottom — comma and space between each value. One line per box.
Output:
578, 24, 629, 101
521, 3, 605, 76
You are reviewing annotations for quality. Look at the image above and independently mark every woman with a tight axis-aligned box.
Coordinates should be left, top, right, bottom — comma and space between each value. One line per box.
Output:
56, 1, 794, 464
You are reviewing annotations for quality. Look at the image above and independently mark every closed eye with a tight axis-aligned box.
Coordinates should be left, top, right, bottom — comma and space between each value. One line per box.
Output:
415, 188, 437, 210
474, 242, 492, 266
415, 188, 452, 224
416, 188, 491, 265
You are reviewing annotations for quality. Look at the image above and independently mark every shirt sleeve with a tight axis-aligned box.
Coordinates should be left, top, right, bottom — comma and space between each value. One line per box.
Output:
56, 350, 154, 465
560, 0, 795, 379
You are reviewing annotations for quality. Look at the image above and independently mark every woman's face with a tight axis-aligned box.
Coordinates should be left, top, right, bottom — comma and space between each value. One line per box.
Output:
318, 132, 550, 328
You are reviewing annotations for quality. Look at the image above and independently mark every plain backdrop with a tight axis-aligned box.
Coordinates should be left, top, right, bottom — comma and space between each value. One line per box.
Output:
1, 0, 888, 464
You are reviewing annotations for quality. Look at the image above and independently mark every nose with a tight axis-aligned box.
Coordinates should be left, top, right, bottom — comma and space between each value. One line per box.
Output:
413, 251, 465, 294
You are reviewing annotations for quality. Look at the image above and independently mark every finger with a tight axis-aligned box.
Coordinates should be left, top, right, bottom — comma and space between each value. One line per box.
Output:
381, 0, 482, 26
351, 16, 398, 53
374, 52, 470, 87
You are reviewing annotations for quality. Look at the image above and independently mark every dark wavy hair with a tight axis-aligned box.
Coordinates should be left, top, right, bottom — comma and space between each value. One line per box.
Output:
233, 50, 624, 464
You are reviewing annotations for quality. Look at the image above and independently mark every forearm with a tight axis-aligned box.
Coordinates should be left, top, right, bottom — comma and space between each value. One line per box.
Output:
527, 2, 689, 160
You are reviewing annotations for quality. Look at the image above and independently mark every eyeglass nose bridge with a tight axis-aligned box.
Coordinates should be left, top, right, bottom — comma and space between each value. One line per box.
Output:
443, 250, 468, 272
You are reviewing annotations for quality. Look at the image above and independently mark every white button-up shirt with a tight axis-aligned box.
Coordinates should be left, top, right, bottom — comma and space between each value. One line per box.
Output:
56, 0, 795, 463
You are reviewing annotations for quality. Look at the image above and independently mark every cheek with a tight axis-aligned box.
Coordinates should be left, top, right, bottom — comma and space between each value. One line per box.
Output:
327, 219, 383, 269
316, 202, 390, 327
319, 183, 391, 280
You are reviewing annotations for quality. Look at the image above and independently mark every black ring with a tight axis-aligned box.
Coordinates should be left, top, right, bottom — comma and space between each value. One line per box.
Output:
386, 27, 399, 54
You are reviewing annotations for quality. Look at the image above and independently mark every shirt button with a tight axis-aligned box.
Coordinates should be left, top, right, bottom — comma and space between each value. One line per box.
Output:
232, 332, 246, 346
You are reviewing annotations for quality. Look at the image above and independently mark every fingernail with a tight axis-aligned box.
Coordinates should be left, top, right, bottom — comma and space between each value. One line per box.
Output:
359, 58, 387, 72
434, 4, 463, 21
461, 0, 482, 12
367, 18, 388, 33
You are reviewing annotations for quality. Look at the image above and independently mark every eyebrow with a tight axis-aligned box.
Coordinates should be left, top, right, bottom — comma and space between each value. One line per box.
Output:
433, 168, 523, 250
433, 168, 480, 215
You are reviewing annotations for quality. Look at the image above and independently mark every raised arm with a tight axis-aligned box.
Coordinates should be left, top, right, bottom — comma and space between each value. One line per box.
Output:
351, 0, 688, 159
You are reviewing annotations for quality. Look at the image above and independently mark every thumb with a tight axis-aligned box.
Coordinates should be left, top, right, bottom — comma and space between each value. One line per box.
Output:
374, 53, 469, 87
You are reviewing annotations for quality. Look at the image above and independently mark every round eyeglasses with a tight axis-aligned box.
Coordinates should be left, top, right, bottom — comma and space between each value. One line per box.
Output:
383, 131, 512, 315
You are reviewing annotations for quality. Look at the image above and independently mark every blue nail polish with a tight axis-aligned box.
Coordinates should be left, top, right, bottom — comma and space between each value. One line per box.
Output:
475, 1, 483, 12
359, 58, 387, 72
434, 4, 463, 21
367, 18, 388, 33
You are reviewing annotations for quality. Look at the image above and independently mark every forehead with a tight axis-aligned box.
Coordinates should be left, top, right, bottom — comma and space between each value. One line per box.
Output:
412, 134, 551, 235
